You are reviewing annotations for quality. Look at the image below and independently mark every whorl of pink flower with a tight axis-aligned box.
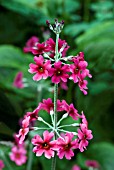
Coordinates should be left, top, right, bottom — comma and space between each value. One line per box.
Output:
9, 146, 27, 166
62, 100, 80, 120
23, 36, 39, 53
85, 160, 100, 168
39, 98, 66, 113
13, 72, 24, 89
0, 160, 5, 170
16, 116, 30, 144
56, 133, 78, 160
78, 124, 93, 152
32, 131, 57, 159
49, 61, 69, 84
28, 55, 51, 81
31, 42, 50, 55
46, 38, 69, 57
72, 165, 81, 170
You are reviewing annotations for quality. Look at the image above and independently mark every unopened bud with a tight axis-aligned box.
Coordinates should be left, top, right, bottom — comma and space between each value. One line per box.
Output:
46, 20, 50, 25
38, 117, 43, 121
61, 20, 64, 25
72, 132, 78, 135
62, 113, 68, 119
50, 109, 54, 115
55, 18, 58, 23
72, 123, 79, 127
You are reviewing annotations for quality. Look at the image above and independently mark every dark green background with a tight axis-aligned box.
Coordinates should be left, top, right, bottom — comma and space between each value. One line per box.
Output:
0, 0, 114, 170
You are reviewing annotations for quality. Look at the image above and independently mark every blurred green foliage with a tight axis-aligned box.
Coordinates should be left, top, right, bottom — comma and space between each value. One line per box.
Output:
0, 0, 114, 170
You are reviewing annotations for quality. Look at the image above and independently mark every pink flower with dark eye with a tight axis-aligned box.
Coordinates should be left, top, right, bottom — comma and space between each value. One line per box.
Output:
85, 160, 100, 168
9, 146, 27, 166
78, 124, 93, 152
72, 165, 81, 170
69, 59, 88, 83
32, 131, 57, 159
0, 160, 5, 170
16, 116, 30, 144
39, 98, 54, 113
23, 36, 39, 53
13, 72, 24, 89
62, 100, 80, 120
49, 61, 69, 84
56, 133, 78, 160
31, 42, 50, 55
28, 55, 51, 81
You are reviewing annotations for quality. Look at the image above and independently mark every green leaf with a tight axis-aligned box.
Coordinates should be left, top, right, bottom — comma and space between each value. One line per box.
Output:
0, 122, 13, 136
64, 23, 89, 37
0, 0, 49, 25
0, 45, 32, 69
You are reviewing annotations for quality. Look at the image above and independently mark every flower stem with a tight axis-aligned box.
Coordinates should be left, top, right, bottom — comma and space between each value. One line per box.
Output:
51, 31, 59, 170
55, 33, 59, 61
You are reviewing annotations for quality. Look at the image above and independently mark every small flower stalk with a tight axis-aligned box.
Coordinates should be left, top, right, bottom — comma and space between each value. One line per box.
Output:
17, 19, 93, 170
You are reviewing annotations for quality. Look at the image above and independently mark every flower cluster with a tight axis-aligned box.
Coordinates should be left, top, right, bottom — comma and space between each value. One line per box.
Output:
24, 22, 91, 95
16, 19, 93, 163
17, 98, 93, 160
9, 134, 27, 166
27, 49, 91, 94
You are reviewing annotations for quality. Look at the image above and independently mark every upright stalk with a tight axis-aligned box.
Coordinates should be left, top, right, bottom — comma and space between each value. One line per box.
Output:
51, 33, 59, 170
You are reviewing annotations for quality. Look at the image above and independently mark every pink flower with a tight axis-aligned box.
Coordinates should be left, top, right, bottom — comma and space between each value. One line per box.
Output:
13, 72, 24, 89
56, 133, 78, 160
32, 131, 57, 159
57, 100, 65, 112
16, 116, 30, 144
49, 61, 69, 84
60, 81, 68, 90
23, 36, 39, 53
69, 59, 88, 83
62, 100, 80, 120
26, 107, 40, 122
72, 165, 81, 170
78, 124, 93, 152
0, 160, 5, 170
81, 111, 88, 127
85, 160, 100, 168
39, 98, 65, 113
78, 74, 88, 95
9, 146, 27, 166
28, 55, 51, 81
39, 98, 54, 113
31, 42, 50, 55
46, 38, 69, 57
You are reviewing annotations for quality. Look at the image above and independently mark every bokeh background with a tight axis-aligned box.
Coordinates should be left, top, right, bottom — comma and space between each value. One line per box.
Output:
0, 0, 114, 170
